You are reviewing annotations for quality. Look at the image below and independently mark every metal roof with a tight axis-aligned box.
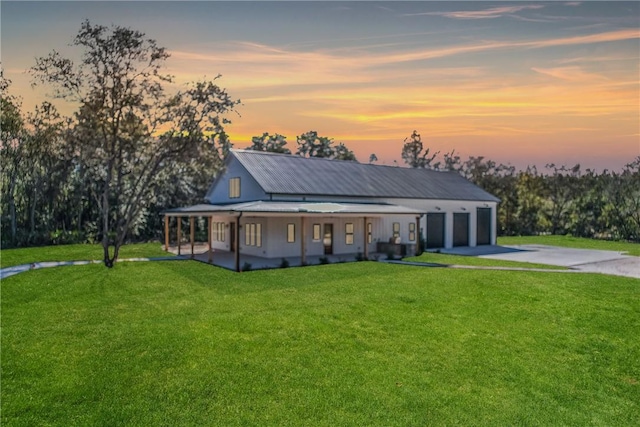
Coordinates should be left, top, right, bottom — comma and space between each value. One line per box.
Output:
164, 201, 422, 216
231, 149, 500, 202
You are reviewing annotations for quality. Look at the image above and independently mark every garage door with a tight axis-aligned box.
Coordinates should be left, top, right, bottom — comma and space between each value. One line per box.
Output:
426, 213, 445, 249
453, 213, 469, 247
476, 208, 492, 245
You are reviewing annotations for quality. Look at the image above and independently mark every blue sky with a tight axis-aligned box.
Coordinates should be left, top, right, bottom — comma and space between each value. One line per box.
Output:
2, 1, 639, 170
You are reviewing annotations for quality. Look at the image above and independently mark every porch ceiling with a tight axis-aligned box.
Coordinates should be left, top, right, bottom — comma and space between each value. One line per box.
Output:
163, 201, 422, 217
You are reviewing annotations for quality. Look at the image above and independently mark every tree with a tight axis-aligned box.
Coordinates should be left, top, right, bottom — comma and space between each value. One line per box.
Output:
248, 132, 290, 154
401, 130, 438, 168
31, 21, 239, 267
369, 153, 378, 164
295, 131, 356, 161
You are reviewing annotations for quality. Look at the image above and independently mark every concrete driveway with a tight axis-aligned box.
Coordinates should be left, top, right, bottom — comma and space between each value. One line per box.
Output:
441, 245, 640, 279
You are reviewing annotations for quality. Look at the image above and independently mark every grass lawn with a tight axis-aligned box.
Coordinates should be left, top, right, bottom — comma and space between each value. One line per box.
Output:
2, 261, 639, 426
403, 252, 567, 270
0, 243, 170, 268
498, 235, 640, 256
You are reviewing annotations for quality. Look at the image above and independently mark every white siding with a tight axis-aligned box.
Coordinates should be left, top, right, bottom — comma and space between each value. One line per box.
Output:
381, 198, 498, 249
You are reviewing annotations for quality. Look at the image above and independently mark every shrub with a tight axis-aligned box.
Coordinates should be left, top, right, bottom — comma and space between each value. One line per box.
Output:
319, 256, 330, 265
242, 262, 252, 272
280, 258, 289, 268
355, 252, 367, 262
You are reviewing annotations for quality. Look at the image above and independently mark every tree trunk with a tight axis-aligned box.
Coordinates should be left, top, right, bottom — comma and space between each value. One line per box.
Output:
9, 171, 17, 245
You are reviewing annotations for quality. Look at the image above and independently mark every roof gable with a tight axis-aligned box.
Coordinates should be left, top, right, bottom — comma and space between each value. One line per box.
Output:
230, 149, 500, 202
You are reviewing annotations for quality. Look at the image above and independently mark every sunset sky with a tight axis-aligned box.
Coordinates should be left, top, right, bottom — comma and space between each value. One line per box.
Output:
2, 1, 639, 171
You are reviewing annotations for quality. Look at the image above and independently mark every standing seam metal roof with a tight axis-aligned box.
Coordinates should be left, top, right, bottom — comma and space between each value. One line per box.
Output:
231, 150, 500, 202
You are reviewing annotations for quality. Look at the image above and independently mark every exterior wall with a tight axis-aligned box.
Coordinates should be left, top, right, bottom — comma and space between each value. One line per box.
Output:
261, 216, 373, 259
267, 195, 498, 250
205, 157, 268, 204
381, 198, 498, 249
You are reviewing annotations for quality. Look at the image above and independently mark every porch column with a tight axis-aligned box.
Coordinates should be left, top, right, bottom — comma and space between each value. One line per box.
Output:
164, 215, 169, 251
177, 217, 182, 256
234, 215, 240, 272
190, 217, 195, 259
363, 216, 368, 260
208, 216, 213, 263
300, 216, 306, 265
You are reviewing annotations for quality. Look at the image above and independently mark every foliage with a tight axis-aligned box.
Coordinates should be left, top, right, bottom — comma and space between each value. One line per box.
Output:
2, 261, 639, 425
242, 262, 252, 272
247, 132, 290, 154
295, 130, 356, 161
402, 132, 639, 242
401, 130, 438, 168
279, 257, 289, 268
25, 21, 239, 266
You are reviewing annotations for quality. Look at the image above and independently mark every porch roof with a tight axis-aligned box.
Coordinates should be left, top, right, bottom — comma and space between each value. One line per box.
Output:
163, 201, 422, 217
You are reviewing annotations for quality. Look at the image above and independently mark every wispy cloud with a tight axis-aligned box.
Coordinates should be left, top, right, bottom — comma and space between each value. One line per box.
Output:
531, 66, 609, 82
403, 4, 545, 20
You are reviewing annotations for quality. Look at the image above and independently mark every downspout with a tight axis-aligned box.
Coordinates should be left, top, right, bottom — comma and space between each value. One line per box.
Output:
235, 212, 243, 272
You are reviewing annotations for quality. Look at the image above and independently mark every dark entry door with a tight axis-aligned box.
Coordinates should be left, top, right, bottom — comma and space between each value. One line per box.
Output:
426, 213, 445, 249
453, 213, 469, 247
477, 208, 492, 245
229, 222, 236, 252
323, 224, 333, 255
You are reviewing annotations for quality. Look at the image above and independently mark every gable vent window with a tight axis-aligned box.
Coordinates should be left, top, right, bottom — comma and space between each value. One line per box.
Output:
229, 177, 241, 199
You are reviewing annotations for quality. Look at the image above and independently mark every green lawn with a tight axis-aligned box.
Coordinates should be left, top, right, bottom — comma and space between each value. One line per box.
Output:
403, 252, 567, 270
498, 235, 640, 256
2, 261, 638, 426
0, 243, 170, 268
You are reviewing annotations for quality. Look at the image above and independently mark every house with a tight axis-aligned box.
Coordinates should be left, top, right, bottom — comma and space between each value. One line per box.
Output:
163, 149, 499, 271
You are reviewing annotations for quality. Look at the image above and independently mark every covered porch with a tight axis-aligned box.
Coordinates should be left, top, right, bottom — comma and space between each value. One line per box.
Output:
162, 201, 423, 272
165, 244, 386, 270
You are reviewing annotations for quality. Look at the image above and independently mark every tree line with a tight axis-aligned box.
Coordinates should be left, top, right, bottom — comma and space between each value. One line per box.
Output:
1, 21, 638, 265
400, 130, 640, 242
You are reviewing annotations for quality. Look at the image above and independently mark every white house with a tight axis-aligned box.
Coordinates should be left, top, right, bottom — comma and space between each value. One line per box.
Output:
163, 149, 499, 271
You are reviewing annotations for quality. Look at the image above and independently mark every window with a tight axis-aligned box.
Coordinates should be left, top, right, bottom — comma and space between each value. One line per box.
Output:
256, 224, 262, 247
244, 223, 262, 247
367, 222, 372, 244
345, 223, 354, 245
229, 177, 240, 198
409, 223, 416, 241
393, 222, 400, 238
313, 224, 321, 241
213, 222, 226, 242
287, 223, 295, 243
